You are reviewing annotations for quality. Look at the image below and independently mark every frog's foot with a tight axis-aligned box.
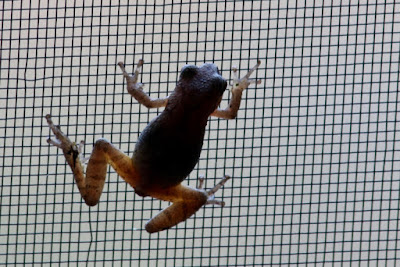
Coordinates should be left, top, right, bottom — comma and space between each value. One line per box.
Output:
45, 114, 84, 167
145, 175, 231, 233
231, 60, 262, 92
118, 59, 144, 91
118, 60, 168, 108
197, 175, 231, 207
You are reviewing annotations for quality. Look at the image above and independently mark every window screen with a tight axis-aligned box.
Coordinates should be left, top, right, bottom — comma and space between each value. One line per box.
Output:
1, 0, 400, 265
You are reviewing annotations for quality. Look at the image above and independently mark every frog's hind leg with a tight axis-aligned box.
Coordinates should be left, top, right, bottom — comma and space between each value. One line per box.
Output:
145, 175, 230, 233
45, 115, 137, 206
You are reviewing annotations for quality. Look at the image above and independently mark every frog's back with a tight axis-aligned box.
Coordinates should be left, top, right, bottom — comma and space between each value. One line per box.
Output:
132, 111, 207, 189
132, 62, 227, 191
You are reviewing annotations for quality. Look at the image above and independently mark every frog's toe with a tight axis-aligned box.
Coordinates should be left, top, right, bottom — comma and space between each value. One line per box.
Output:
196, 175, 205, 189
45, 115, 77, 153
47, 137, 62, 148
203, 175, 231, 207
248, 78, 262, 85
206, 197, 225, 207
207, 175, 230, 196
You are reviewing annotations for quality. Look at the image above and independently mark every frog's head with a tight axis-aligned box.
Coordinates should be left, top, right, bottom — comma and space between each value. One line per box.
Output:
179, 63, 227, 94
174, 63, 227, 114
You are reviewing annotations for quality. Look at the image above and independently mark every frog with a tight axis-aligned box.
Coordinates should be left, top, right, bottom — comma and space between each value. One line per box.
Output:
45, 59, 261, 233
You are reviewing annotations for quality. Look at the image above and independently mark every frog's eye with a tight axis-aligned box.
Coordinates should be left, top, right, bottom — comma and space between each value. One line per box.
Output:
211, 76, 227, 93
180, 65, 198, 79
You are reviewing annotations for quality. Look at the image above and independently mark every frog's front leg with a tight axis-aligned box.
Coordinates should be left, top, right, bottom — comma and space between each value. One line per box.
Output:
145, 175, 230, 233
45, 115, 139, 206
118, 60, 169, 108
211, 60, 261, 119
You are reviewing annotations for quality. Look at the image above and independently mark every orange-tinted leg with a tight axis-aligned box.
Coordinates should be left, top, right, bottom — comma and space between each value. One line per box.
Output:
145, 175, 230, 233
45, 115, 138, 206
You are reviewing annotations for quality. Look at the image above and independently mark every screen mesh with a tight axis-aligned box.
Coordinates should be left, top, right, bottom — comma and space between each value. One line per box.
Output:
1, 0, 400, 265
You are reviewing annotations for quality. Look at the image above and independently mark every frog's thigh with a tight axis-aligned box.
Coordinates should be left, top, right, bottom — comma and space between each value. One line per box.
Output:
145, 184, 208, 233
84, 138, 136, 205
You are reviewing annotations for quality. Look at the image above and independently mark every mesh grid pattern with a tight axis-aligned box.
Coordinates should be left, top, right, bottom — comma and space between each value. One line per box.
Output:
1, 0, 400, 265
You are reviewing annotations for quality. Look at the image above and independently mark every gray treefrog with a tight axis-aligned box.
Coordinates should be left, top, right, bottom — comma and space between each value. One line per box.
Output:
45, 59, 261, 233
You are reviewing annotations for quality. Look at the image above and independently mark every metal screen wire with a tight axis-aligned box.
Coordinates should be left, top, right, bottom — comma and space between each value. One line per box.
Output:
1, 0, 400, 265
